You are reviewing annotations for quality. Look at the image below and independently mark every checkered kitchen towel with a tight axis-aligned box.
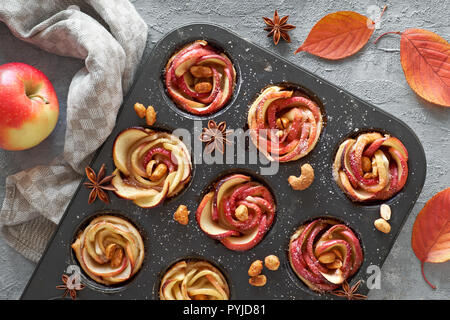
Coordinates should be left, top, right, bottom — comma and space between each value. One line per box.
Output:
0, 0, 148, 262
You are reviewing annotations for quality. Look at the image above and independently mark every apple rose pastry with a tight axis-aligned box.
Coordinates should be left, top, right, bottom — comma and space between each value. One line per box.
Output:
196, 174, 276, 251
71, 215, 144, 285
111, 127, 192, 208
289, 218, 363, 293
248, 85, 323, 162
165, 40, 236, 115
333, 132, 408, 202
160, 260, 230, 300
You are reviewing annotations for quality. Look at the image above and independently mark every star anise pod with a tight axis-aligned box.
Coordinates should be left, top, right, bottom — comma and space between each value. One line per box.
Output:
84, 163, 116, 204
56, 274, 85, 300
331, 280, 367, 300
263, 10, 296, 45
199, 120, 233, 154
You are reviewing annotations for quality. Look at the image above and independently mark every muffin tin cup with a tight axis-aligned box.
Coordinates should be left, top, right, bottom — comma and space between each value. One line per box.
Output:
285, 216, 366, 298
331, 128, 410, 207
69, 210, 148, 294
21, 23, 426, 300
154, 255, 235, 300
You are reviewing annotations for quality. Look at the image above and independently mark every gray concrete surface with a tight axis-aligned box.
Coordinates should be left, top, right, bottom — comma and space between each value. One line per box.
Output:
0, 0, 449, 299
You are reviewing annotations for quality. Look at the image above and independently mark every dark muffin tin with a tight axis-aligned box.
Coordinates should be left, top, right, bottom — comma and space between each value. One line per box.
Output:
21, 23, 426, 300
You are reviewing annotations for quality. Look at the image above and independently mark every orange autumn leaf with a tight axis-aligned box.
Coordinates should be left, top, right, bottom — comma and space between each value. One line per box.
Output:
400, 29, 450, 107
294, 11, 376, 60
411, 188, 450, 289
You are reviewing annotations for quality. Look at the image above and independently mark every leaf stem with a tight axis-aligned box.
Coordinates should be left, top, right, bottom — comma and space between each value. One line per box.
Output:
374, 5, 388, 24
421, 261, 436, 290
373, 31, 401, 44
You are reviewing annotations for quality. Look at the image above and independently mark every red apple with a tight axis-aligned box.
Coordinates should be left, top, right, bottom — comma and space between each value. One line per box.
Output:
0, 62, 59, 150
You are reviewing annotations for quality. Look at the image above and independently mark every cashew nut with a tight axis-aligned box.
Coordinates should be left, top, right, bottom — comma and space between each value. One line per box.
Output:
174, 205, 190, 225
288, 163, 314, 191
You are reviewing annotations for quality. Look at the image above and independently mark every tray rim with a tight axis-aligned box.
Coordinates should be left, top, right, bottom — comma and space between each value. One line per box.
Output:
19, 22, 427, 300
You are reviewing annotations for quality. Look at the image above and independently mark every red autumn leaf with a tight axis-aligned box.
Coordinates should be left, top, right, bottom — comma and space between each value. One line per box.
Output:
400, 29, 450, 107
411, 188, 450, 289
294, 11, 376, 60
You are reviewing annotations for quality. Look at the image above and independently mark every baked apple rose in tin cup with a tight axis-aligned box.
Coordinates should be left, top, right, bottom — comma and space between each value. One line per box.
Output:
333, 132, 408, 202
71, 215, 145, 285
196, 173, 276, 251
247, 85, 323, 162
289, 218, 363, 293
165, 40, 236, 115
160, 260, 230, 300
111, 127, 192, 208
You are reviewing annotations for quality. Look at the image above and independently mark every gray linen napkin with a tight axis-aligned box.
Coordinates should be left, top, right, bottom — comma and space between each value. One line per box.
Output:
0, 0, 148, 262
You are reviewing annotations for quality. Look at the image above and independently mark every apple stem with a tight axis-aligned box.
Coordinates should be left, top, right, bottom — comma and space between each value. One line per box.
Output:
421, 261, 436, 290
373, 31, 401, 45
28, 94, 49, 104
